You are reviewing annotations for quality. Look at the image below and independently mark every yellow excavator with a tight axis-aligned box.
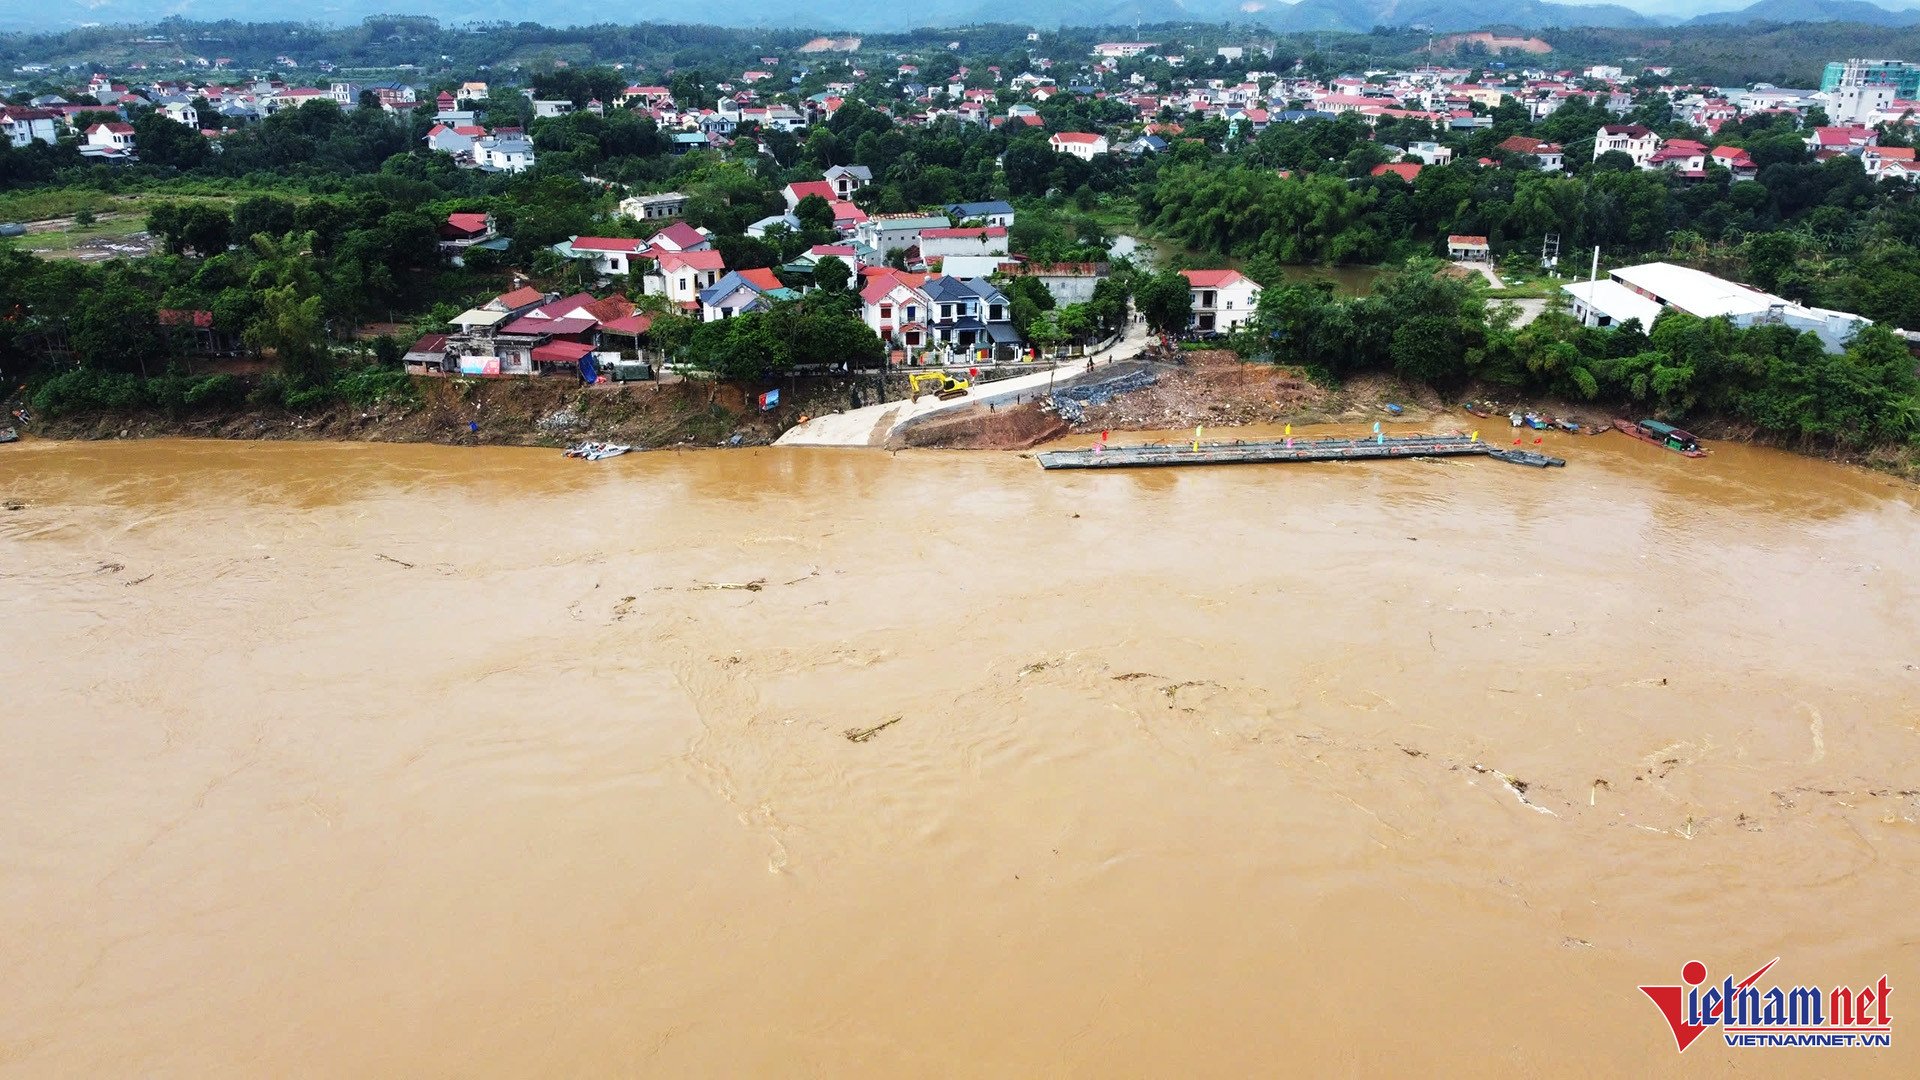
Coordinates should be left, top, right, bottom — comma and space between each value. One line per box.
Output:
908, 371, 971, 402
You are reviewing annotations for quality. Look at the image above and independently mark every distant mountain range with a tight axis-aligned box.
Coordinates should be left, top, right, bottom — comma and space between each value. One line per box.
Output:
1685, 0, 1920, 25
5, 0, 1920, 35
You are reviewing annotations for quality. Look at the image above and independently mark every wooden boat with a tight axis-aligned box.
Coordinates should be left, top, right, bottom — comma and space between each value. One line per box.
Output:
1461, 402, 1493, 418
1612, 418, 1706, 457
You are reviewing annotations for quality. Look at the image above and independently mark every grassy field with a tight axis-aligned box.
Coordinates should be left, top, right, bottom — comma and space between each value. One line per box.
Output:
11, 215, 150, 255
0, 189, 251, 226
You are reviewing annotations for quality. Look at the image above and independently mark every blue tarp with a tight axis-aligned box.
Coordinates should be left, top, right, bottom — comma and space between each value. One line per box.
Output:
579, 354, 598, 383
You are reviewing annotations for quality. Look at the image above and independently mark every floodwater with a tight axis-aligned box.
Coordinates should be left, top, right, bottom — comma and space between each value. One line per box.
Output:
3, 434, 1918, 1076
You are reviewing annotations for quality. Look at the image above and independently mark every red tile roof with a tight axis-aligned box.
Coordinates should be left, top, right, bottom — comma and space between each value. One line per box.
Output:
659, 249, 726, 272
570, 237, 648, 252
738, 267, 784, 292
1370, 162, 1422, 182
529, 292, 599, 320
860, 269, 926, 304
531, 340, 594, 362
494, 286, 544, 310
582, 295, 635, 323
921, 226, 1008, 239
599, 314, 654, 336
444, 212, 490, 234
650, 221, 709, 250
1180, 269, 1247, 288
786, 180, 836, 203
503, 315, 597, 336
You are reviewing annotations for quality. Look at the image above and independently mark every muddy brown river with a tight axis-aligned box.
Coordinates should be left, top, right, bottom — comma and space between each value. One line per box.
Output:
3, 434, 1918, 1076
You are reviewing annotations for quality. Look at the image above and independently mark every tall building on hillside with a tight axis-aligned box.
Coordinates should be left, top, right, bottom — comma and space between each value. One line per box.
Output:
1822, 59, 1920, 124
1821, 59, 1920, 96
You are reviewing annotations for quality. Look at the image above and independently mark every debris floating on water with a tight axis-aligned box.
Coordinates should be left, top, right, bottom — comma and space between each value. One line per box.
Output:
844, 717, 901, 743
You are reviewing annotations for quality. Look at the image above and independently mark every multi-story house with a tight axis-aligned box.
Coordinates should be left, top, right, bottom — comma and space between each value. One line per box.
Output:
854, 213, 950, 259
861, 270, 932, 352
473, 134, 536, 173
922, 276, 1019, 356
81, 122, 137, 160
942, 201, 1015, 228
1180, 269, 1261, 334
0, 106, 60, 147
824, 164, 872, 200
649, 250, 727, 308
699, 268, 794, 321
1594, 124, 1661, 167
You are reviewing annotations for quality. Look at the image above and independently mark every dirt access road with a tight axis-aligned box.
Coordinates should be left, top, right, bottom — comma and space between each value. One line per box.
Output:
776, 320, 1152, 447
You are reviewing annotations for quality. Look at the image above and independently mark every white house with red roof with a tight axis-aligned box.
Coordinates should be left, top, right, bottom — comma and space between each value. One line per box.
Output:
647, 221, 713, 253
860, 269, 933, 352
620, 85, 673, 109
783, 179, 837, 211
1709, 145, 1759, 182
82, 122, 137, 159
1049, 131, 1108, 160
1180, 269, 1261, 333
561, 237, 651, 277
1648, 138, 1709, 177
269, 86, 328, 113
1805, 126, 1877, 157
0, 106, 60, 147
648, 249, 727, 307
919, 225, 1009, 260
1496, 134, 1563, 171
423, 123, 486, 155
1864, 145, 1919, 180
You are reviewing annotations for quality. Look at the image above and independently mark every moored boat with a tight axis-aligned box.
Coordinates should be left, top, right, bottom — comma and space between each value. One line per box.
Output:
1461, 402, 1493, 418
563, 441, 633, 461
1612, 418, 1706, 457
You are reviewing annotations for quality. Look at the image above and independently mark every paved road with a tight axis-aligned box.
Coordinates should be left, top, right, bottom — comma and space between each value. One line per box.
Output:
1453, 260, 1505, 289
776, 320, 1153, 447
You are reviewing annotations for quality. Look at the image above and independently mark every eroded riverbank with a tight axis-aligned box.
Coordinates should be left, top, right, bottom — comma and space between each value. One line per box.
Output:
2, 438, 1918, 1075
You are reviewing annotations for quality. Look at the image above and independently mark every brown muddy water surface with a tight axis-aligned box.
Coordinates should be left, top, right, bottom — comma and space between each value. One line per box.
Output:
3, 434, 1918, 1076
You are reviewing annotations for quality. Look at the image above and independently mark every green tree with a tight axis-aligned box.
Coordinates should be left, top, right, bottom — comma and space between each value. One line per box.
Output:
132, 111, 209, 169
794, 194, 834, 233
813, 254, 851, 293
1136, 269, 1193, 334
